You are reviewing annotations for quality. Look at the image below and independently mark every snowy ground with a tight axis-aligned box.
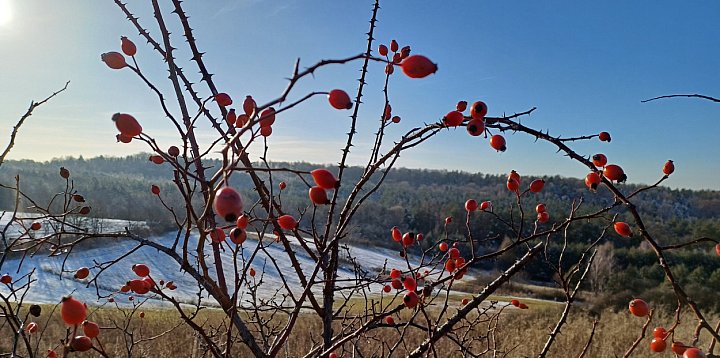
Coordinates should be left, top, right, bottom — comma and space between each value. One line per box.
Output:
1, 215, 449, 308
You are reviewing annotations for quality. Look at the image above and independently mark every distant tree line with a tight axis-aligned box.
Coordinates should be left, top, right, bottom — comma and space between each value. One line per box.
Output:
2, 154, 719, 310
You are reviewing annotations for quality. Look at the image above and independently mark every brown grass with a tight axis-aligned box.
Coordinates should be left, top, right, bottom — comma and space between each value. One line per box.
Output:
489, 306, 718, 357
2, 301, 718, 357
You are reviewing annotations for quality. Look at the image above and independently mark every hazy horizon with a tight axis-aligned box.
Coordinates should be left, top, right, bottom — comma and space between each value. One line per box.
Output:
4, 151, 717, 193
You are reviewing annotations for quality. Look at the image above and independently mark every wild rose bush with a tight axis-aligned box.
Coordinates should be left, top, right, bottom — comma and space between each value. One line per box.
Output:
1, 1, 718, 357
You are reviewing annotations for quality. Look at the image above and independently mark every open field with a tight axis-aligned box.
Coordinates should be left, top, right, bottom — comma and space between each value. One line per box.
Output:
3, 299, 717, 357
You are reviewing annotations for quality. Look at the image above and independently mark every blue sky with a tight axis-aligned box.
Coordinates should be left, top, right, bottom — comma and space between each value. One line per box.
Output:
0, 1, 718, 190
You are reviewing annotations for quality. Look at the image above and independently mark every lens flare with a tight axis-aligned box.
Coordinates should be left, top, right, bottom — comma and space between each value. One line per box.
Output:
0, 0, 12, 27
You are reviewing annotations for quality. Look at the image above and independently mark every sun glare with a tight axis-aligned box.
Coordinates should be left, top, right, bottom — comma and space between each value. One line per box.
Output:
0, 0, 12, 27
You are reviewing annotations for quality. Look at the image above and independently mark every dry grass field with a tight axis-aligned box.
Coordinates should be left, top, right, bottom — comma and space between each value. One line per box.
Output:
3, 296, 716, 357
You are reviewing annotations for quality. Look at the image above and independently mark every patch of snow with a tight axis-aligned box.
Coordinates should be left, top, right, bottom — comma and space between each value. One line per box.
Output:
1, 227, 463, 308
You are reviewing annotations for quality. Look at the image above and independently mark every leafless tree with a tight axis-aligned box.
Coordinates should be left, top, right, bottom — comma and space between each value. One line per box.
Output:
588, 242, 615, 294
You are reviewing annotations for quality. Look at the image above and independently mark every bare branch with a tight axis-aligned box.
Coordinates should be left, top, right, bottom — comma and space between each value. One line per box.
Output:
0, 81, 70, 166
641, 94, 720, 103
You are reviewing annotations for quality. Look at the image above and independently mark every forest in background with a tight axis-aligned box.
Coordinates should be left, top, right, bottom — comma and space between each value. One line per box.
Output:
2, 154, 720, 311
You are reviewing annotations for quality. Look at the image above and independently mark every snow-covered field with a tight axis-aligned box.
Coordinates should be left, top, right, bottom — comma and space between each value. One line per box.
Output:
1, 215, 439, 308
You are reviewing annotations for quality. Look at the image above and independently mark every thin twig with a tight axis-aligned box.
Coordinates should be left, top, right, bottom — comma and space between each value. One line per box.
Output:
577, 320, 599, 358
641, 94, 720, 103
0, 81, 70, 166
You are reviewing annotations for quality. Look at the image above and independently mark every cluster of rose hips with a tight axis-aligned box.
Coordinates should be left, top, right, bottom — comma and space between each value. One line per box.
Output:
40, 296, 145, 358
116, 264, 175, 301
437, 243, 469, 280
219, 87, 355, 138
390, 226, 423, 248
112, 112, 143, 144
42, 292, 147, 356
505, 170, 546, 195
198, 182, 245, 250
442, 99, 516, 154
378, 39, 437, 79
381, 247, 470, 311
212, 171, 331, 234
48, 295, 100, 355
219, 169, 328, 226
628, 298, 707, 357
208, 213, 249, 246
100, 36, 135, 71
382, 268, 426, 309
219, 93, 273, 137
209, 168, 339, 249
378, 39, 410, 70
585, 151, 629, 187
307, 168, 338, 205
